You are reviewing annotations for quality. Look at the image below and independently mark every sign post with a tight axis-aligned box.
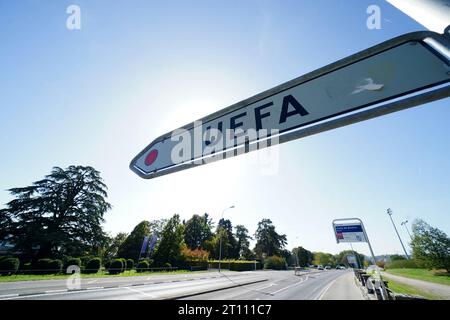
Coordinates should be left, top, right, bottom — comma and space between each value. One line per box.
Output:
131, 31, 450, 179
332, 218, 388, 299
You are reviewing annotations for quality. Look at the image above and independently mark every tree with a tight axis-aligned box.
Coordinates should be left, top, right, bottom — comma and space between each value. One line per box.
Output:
184, 214, 213, 250
153, 214, 185, 266
103, 232, 128, 260
117, 221, 151, 261
312, 252, 335, 266
253, 219, 287, 259
235, 225, 253, 259
292, 247, 313, 267
0, 166, 111, 260
216, 218, 239, 259
335, 250, 365, 268
411, 219, 450, 272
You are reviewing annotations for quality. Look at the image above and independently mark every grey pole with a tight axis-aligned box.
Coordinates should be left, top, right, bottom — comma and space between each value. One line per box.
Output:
218, 205, 235, 273
387, 209, 410, 259
401, 220, 413, 241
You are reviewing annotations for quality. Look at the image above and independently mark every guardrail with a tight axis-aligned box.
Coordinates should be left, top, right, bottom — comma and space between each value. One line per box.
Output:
353, 268, 427, 300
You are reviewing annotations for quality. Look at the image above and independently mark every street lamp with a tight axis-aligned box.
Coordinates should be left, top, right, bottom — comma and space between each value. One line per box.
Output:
218, 205, 235, 273
387, 208, 410, 259
401, 220, 413, 240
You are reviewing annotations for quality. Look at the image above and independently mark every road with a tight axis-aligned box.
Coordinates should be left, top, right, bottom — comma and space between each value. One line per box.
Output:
0, 269, 362, 300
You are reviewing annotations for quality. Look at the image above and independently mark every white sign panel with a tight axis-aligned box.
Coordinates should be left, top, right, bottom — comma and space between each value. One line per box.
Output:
130, 31, 450, 179
334, 223, 367, 243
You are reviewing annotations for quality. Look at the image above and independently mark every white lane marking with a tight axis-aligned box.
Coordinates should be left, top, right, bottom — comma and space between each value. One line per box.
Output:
87, 279, 98, 284
86, 286, 104, 290
124, 286, 157, 299
45, 289, 67, 294
0, 294, 19, 299
269, 277, 305, 295
315, 272, 346, 300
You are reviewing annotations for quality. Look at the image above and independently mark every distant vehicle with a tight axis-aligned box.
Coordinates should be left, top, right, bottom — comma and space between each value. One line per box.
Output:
324, 265, 331, 270
336, 265, 346, 270
317, 265, 324, 270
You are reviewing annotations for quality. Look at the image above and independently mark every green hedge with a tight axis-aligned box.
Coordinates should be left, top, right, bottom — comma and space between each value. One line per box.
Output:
108, 259, 124, 274
126, 259, 134, 270
34, 259, 63, 274
64, 257, 81, 271
85, 258, 102, 274
0, 258, 20, 275
136, 260, 150, 273
386, 259, 424, 269
264, 256, 287, 270
229, 261, 260, 271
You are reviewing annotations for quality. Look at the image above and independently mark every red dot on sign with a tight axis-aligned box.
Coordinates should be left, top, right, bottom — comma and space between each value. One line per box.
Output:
145, 150, 158, 166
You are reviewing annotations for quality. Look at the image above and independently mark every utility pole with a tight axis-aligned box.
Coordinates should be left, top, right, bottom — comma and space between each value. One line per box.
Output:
218, 205, 235, 273
387, 208, 410, 259
401, 220, 413, 240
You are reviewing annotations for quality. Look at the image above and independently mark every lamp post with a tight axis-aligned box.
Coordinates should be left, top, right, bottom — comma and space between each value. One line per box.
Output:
387, 208, 410, 259
401, 220, 413, 240
218, 205, 235, 273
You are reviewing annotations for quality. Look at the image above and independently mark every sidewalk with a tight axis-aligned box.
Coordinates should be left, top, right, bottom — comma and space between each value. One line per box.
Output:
382, 272, 450, 299
321, 272, 365, 300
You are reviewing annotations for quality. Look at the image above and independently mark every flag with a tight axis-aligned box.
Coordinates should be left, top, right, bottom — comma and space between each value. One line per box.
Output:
140, 236, 149, 254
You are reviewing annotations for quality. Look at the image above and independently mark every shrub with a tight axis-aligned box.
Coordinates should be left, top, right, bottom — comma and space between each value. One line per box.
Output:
164, 262, 172, 269
126, 259, 134, 270
80, 256, 93, 267
264, 256, 287, 270
104, 260, 111, 270
64, 257, 81, 272
0, 258, 20, 275
386, 259, 423, 269
107, 259, 124, 274
48, 259, 63, 274
229, 261, 260, 271
181, 247, 209, 261
136, 260, 149, 273
20, 262, 32, 274
85, 258, 102, 274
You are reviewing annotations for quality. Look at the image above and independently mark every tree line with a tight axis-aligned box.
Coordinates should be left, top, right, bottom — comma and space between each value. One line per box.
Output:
0, 166, 448, 273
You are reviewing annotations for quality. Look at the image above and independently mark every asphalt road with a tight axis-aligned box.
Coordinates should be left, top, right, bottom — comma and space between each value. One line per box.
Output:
0, 269, 360, 300
182, 269, 357, 300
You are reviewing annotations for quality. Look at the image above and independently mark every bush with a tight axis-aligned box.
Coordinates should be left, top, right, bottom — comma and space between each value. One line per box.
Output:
48, 259, 63, 274
33, 259, 62, 275
20, 262, 32, 274
85, 258, 102, 274
386, 259, 423, 269
0, 258, 20, 275
126, 259, 134, 270
164, 262, 172, 269
185, 260, 209, 271
104, 260, 111, 270
107, 259, 124, 274
229, 261, 260, 271
136, 260, 150, 273
64, 257, 81, 272
264, 256, 287, 270
80, 256, 93, 267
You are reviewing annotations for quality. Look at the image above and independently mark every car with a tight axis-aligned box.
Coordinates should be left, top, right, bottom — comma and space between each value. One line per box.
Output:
324, 265, 331, 270
317, 265, 324, 270
336, 265, 346, 270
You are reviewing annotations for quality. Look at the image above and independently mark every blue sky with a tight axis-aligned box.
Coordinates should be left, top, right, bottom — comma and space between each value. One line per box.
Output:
1, 0, 449, 256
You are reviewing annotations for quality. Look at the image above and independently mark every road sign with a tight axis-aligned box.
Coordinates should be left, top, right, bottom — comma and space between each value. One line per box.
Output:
130, 31, 450, 179
333, 223, 367, 243
347, 255, 357, 264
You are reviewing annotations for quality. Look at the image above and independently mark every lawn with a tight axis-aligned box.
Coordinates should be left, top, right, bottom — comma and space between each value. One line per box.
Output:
385, 268, 450, 286
0, 269, 200, 282
386, 278, 443, 300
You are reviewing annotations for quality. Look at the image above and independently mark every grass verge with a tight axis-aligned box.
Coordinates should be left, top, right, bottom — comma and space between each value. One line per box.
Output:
386, 278, 443, 300
385, 268, 450, 286
0, 269, 204, 282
